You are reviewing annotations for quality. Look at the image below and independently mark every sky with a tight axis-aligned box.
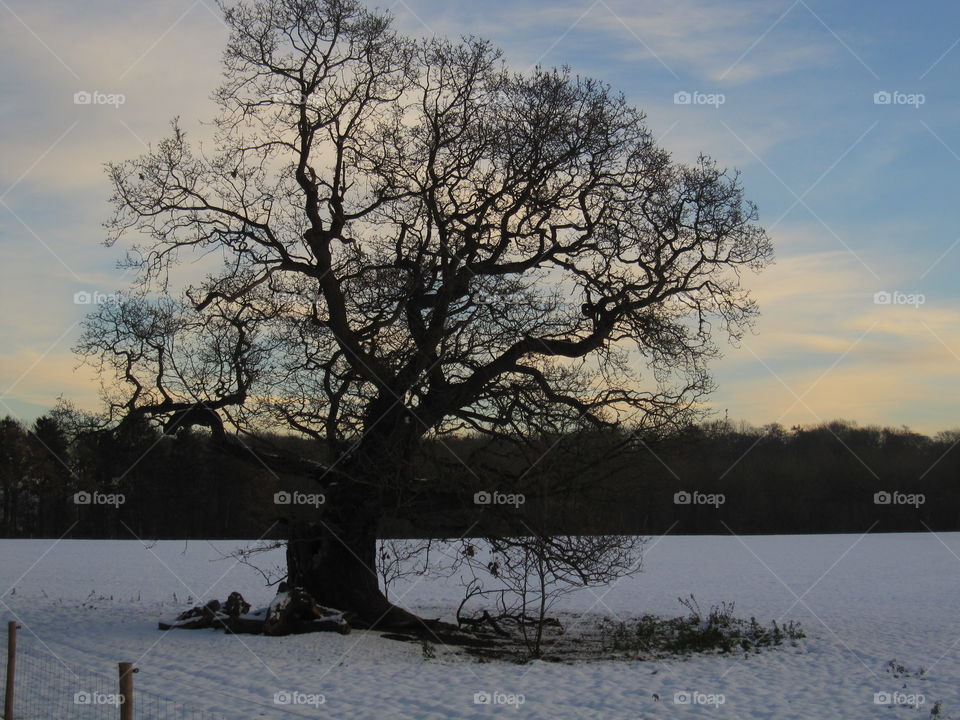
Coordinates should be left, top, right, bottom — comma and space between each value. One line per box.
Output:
1, 0, 959, 434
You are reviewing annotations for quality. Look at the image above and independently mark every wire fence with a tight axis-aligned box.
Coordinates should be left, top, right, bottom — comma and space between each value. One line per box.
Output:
10, 650, 116, 720
1, 623, 230, 720
0, 620, 333, 720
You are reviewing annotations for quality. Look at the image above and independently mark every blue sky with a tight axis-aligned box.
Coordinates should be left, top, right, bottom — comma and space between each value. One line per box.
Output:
1, 0, 959, 433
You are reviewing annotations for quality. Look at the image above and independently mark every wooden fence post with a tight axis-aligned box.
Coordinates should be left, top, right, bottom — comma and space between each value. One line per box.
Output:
118, 662, 134, 720
4, 621, 16, 720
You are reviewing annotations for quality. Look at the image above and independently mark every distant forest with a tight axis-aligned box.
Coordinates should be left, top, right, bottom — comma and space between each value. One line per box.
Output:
1, 407, 958, 539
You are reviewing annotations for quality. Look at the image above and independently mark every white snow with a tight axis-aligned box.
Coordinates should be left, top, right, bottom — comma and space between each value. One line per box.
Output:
267, 590, 291, 615
1, 533, 959, 718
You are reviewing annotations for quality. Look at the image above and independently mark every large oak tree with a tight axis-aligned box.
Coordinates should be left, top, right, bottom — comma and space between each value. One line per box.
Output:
79, 0, 772, 629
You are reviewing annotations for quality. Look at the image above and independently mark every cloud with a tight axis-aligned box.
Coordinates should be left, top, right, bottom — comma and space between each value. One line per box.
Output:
712, 238, 960, 433
388, 0, 841, 86
0, 0, 224, 195
463, 0, 841, 83
0, 345, 101, 414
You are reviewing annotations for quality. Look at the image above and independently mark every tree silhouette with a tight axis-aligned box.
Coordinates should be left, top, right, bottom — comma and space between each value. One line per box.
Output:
78, 0, 772, 629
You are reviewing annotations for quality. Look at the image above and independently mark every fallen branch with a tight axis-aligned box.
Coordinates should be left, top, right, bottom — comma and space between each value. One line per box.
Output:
159, 587, 350, 635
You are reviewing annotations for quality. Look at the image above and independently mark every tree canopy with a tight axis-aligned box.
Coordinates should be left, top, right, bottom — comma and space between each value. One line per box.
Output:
76, 0, 772, 626
79, 0, 772, 463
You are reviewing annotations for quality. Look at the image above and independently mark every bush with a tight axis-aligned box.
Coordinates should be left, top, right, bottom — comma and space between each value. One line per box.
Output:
603, 594, 805, 658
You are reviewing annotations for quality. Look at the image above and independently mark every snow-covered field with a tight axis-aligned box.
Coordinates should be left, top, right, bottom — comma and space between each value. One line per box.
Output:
1, 533, 959, 719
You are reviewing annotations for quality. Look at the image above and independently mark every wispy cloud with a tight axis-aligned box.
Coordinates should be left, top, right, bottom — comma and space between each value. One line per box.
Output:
452, 0, 841, 83
713, 243, 960, 432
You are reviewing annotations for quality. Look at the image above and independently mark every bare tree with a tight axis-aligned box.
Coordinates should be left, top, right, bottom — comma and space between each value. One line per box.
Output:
457, 534, 644, 658
377, 538, 436, 602
77, 0, 771, 631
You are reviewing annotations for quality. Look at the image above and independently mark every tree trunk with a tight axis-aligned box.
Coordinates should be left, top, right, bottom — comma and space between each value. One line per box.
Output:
284, 407, 460, 634
284, 456, 428, 630
286, 513, 432, 629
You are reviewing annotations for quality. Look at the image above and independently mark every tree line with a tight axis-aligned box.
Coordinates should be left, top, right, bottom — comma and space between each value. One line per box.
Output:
1, 408, 957, 539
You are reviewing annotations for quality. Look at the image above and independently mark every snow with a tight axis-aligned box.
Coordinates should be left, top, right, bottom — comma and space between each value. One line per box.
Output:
267, 590, 291, 614
1, 533, 959, 718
